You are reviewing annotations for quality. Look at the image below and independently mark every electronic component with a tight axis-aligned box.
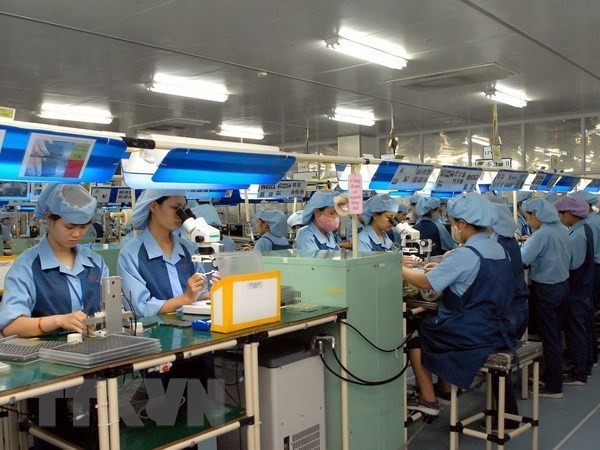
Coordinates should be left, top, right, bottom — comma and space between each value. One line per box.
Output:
160, 318, 193, 328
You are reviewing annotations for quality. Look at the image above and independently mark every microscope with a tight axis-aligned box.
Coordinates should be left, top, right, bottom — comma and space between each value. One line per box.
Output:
176, 208, 224, 261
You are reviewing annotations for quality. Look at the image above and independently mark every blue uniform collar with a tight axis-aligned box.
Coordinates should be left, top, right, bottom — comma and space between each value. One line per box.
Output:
38, 236, 93, 273
464, 231, 489, 245
307, 222, 337, 246
568, 219, 586, 234
141, 227, 186, 262
365, 224, 393, 248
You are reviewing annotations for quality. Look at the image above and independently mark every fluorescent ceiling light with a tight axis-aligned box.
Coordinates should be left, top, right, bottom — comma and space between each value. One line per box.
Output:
147, 74, 229, 102
38, 103, 113, 124
217, 124, 264, 140
325, 36, 408, 70
328, 108, 375, 126
483, 86, 527, 108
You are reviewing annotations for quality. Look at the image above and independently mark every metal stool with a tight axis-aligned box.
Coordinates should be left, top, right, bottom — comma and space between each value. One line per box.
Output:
449, 341, 543, 450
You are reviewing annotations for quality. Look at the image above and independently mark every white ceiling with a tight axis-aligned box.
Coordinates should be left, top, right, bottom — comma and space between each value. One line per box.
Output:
1, 0, 599, 148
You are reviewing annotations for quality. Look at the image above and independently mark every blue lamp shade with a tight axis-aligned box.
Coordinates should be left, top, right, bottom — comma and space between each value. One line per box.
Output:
152, 148, 296, 189
551, 175, 580, 192
369, 161, 434, 191
0, 124, 127, 183
584, 179, 600, 193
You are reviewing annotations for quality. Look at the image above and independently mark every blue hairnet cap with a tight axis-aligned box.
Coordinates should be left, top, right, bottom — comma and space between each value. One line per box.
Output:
408, 194, 420, 205
516, 191, 533, 203
132, 189, 187, 230
447, 192, 498, 227
521, 198, 558, 223
483, 191, 507, 205
554, 196, 589, 219
34, 184, 97, 224
491, 204, 517, 237
543, 192, 561, 204
257, 209, 288, 237
416, 197, 440, 217
287, 210, 304, 228
571, 191, 598, 206
191, 204, 222, 227
397, 204, 409, 214
301, 190, 337, 224
361, 195, 399, 224
439, 197, 450, 205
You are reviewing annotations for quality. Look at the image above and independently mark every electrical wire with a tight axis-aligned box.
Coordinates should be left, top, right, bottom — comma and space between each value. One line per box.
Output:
319, 352, 409, 386
341, 320, 414, 353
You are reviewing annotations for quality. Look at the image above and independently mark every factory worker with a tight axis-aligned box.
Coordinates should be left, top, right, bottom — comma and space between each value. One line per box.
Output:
357, 195, 398, 252
406, 194, 420, 223
253, 209, 292, 253
555, 196, 595, 384
0, 184, 109, 337
437, 197, 451, 224
294, 190, 340, 251
413, 197, 456, 256
521, 198, 571, 397
486, 202, 528, 429
0, 214, 12, 245
511, 191, 534, 239
191, 203, 236, 252
344, 211, 364, 241
117, 189, 210, 318
287, 209, 304, 243
402, 192, 515, 416
490, 203, 529, 339
387, 204, 409, 243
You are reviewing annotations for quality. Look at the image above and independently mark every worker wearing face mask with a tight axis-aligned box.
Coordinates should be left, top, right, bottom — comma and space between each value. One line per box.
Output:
520, 198, 571, 398
554, 196, 595, 385
413, 197, 456, 257
294, 190, 340, 251
253, 209, 292, 253
357, 195, 398, 252
402, 192, 515, 416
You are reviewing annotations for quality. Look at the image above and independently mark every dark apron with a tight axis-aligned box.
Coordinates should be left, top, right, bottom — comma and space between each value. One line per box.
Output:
367, 235, 389, 252
262, 236, 292, 251
419, 246, 516, 389
414, 218, 443, 256
565, 223, 595, 379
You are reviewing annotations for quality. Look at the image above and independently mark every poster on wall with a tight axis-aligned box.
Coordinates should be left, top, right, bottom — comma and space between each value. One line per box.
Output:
19, 133, 95, 179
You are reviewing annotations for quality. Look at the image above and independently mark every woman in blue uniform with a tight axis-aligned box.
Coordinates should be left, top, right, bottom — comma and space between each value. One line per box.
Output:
191, 203, 236, 252
0, 184, 108, 337
413, 197, 456, 256
357, 195, 398, 252
294, 190, 340, 251
117, 189, 208, 318
554, 196, 595, 384
490, 203, 529, 338
514, 191, 533, 239
253, 209, 292, 252
402, 192, 515, 415
521, 197, 571, 397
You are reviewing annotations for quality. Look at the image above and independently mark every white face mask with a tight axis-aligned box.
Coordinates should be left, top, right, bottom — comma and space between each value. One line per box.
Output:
451, 224, 463, 244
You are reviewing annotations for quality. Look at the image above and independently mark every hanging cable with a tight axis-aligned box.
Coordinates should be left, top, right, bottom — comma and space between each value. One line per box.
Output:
341, 320, 414, 353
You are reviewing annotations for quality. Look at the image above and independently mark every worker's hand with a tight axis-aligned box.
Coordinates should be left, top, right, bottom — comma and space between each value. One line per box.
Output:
402, 254, 422, 267
337, 240, 352, 249
423, 262, 439, 273
184, 272, 206, 303
58, 311, 87, 333
209, 271, 221, 286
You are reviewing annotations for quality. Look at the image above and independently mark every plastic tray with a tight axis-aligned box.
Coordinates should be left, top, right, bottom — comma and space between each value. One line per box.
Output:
0, 336, 64, 363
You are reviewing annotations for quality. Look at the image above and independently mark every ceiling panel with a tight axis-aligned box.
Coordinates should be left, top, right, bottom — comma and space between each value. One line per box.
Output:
0, 0, 598, 148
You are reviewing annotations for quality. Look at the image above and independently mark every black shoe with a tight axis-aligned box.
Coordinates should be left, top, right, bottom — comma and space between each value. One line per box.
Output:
407, 395, 440, 416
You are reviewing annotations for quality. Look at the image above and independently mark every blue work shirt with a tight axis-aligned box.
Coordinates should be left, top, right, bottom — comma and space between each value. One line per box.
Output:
0, 237, 109, 332
357, 224, 394, 252
426, 232, 505, 296
344, 220, 363, 240
520, 222, 571, 284
221, 235, 236, 252
295, 222, 339, 251
516, 213, 532, 238
585, 214, 600, 264
117, 228, 204, 317
567, 220, 591, 270
254, 232, 292, 253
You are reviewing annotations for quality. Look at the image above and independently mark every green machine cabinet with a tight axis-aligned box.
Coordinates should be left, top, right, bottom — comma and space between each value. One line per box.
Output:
261, 250, 404, 450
